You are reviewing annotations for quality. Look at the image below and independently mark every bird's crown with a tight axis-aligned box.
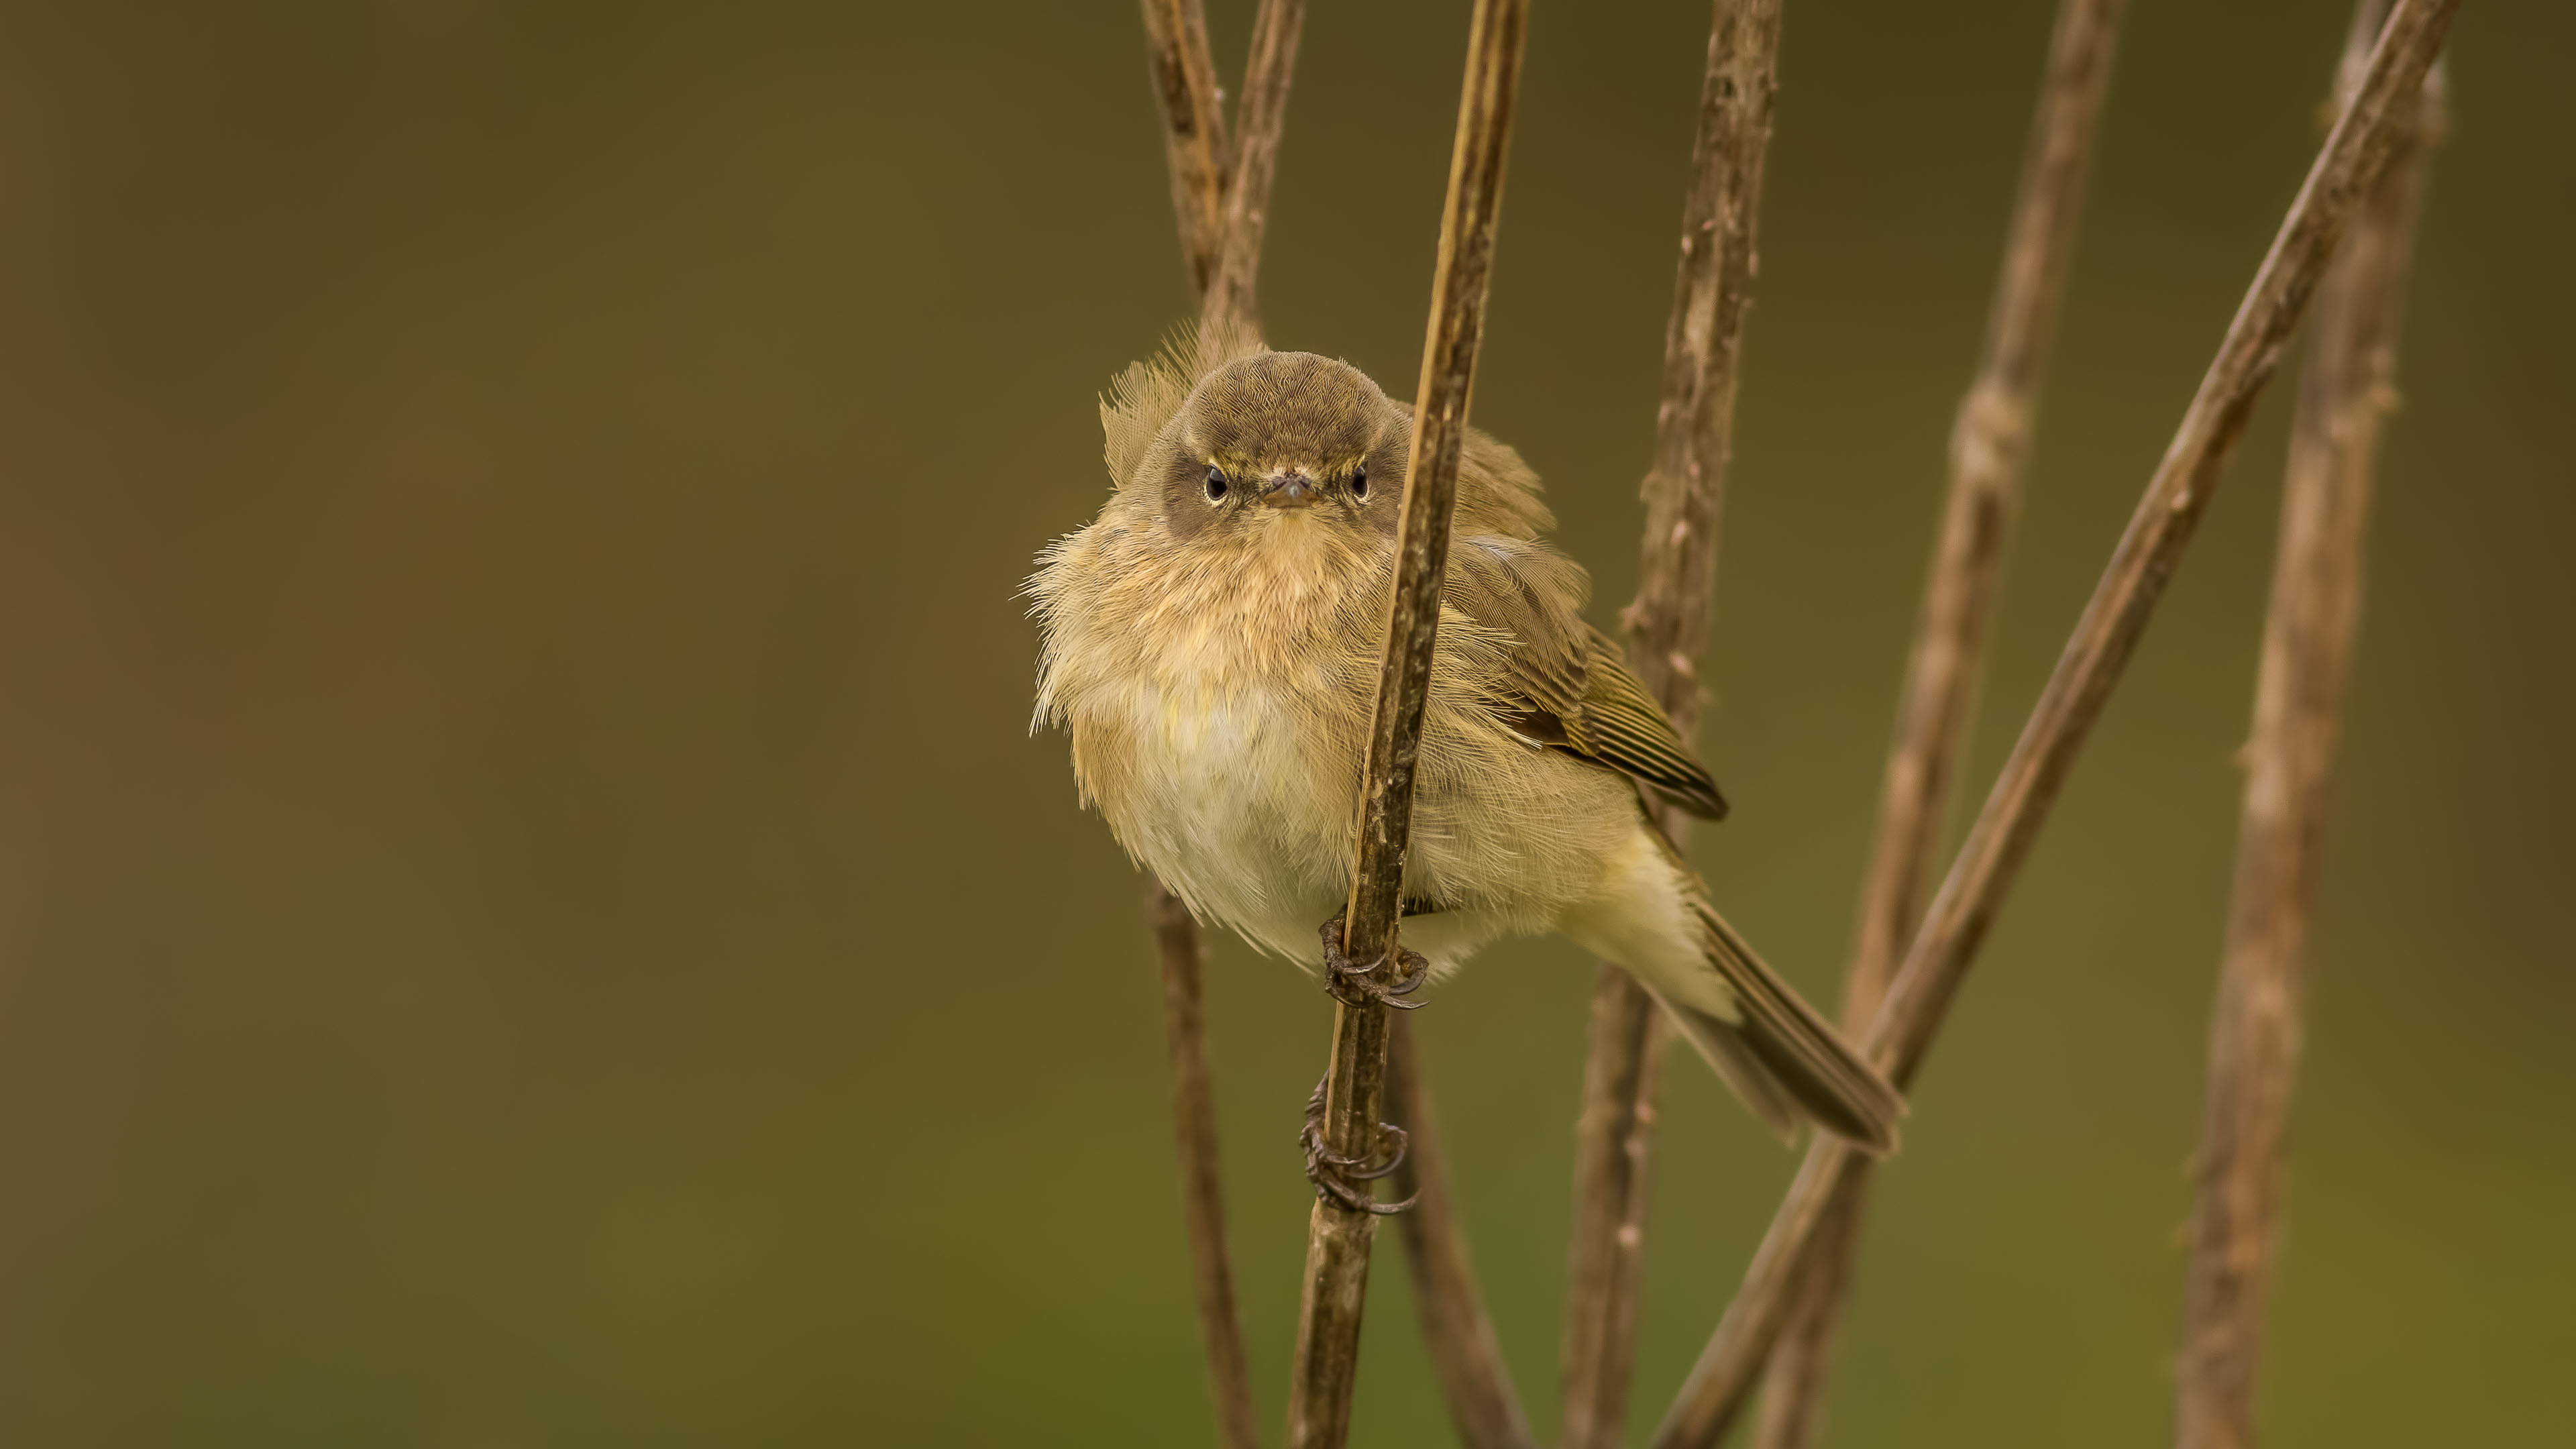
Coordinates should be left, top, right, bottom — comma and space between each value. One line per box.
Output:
1179, 352, 1395, 481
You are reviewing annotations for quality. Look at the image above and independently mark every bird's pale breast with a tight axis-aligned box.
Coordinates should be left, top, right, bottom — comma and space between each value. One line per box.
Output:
1044, 510, 1642, 975
1083, 672, 1358, 962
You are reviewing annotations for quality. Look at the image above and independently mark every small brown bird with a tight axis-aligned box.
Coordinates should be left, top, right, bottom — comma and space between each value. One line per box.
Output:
1032, 327, 1902, 1153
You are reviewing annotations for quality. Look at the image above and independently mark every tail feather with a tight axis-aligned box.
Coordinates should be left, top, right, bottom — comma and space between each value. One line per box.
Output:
1683, 898, 1904, 1155
1636, 983, 1799, 1144
1567, 817, 1909, 1155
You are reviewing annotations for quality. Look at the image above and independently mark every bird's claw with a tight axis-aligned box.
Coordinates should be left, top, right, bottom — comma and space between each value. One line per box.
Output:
1317, 910, 1429, 1012
1299, 1074, 1418, 1216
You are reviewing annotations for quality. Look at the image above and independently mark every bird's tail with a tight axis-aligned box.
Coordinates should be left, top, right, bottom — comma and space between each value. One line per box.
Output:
1643, 894, 1906, 1157
1561, 821, 1907, 1155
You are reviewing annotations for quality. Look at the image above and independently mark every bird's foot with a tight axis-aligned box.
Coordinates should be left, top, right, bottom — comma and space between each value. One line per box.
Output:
1299, 1073, 1418, 1216
1317, 910, 1428, 1012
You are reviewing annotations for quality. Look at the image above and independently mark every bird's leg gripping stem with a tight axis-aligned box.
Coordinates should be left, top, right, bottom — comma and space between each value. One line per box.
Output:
1300, 909, 1424, 1214
1299, 1071, 1418, 1216
1317, 910, 1428, 1012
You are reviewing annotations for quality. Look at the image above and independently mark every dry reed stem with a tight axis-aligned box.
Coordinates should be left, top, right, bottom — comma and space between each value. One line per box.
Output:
1559, 8, 1784, 1444
1149, 883, 1263, 1449
1646, 4, 2463, 1444
1287, 3, 1529, 1444
1622, 0, 1784, 729
2173, 5, 2443, 1444
1202, 0, 1310, 335
1752, 3, 2125, 1444
1138, 0, 1230, 297
1558, 966, 1672, 1449
1388, 1020, 1541, 1449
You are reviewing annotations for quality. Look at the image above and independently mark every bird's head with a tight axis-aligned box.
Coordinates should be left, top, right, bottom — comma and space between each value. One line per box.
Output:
1151, 351, 1405, 544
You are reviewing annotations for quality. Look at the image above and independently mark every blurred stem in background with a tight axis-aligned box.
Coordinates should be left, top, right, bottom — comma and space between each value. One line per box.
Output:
2174, 1, 2447, 1444
1139, 0, 1232, 297
1753, 1, 2125, 1444
1199, 0, 1307, 337
1561, 3, 1783, 1446
1146, 882, 1259, 1449
1647, 2, 2465, 1444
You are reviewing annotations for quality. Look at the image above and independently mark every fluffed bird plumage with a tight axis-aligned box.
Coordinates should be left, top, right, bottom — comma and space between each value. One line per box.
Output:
1031, 325, 1902, 1153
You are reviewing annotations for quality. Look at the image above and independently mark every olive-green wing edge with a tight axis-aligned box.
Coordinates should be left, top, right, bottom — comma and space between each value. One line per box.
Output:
1567, 626, 1729, 820
1497, 624, 1728, 822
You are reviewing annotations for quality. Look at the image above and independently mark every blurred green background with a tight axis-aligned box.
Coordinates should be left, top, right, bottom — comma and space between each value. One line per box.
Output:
1, 1, 2569, 1444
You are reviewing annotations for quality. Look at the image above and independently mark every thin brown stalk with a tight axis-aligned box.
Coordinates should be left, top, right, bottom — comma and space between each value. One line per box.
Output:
1388, 1020, 1541, 1449
1138, 0, 1231, 297
1286, 3, 1529, 1445
1646, 4, 2464, 1444
1150, 883, 1263, 1449
1562, 4, 1783, 1446
1201, 0, 1311, 335
2174, 6, 2444, 1445
1558, 966, 1672, 1449
1753, 3, 2125, 1444
1623, 0, 1783, 727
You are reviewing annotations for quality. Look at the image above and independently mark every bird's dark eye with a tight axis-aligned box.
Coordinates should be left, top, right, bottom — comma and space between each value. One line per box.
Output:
1204, 466, 1229, 502
1350, 464, 1369, 500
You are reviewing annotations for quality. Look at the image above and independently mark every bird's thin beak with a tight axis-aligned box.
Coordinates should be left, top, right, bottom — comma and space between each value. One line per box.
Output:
1255, 472, 1323, 509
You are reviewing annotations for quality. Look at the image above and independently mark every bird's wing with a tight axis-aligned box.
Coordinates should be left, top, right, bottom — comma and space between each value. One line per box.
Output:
1446, 536, 1729, 821
1567, 625, 1730, 820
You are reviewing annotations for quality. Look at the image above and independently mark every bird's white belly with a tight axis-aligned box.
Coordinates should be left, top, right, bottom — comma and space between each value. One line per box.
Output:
1104, 678, 1351, 961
